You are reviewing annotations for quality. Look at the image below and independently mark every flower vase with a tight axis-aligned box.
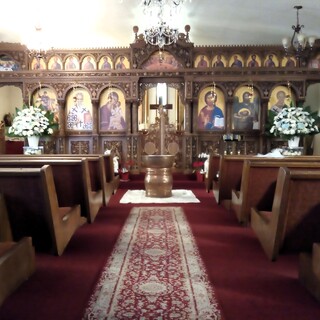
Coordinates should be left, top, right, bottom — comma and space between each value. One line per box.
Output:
288, 136, 300, 149
120, 172, 130, 181
196, 171, 204, 182
27, 136, 40, 148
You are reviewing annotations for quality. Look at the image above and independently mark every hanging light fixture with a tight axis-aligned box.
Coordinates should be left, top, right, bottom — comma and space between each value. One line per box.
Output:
142, 0, 188, 17
145, 22, 179, 48
27, 25, 52, 60
143, 0, 190, 48
282, 5, 316, 62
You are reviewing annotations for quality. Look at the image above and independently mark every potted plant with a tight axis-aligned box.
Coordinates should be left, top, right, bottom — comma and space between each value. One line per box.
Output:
8, 104, 58, 148
119, 159, 134, 181
268, 103, 319, 149
193, 153, 209, 182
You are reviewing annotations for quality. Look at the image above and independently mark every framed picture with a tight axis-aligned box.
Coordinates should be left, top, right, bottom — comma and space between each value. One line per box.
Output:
281, 56, 296, 67
99, 88, 126, 132
229, 54, 244, 67
212, 54, 226, 67
65, 55, 79, 70
66, 89, 93, 130
195, 55, 209, 68
232, 86, 260, 131
99, 56, 113, 70
197, 87, 225, 131
308, 54, 320, 69
31, 57, 46, 70
268, 86, 293, 113
0, 54, 19, 71
82, 56, 96, 70
141, 51, 181, 70
247, 54, 261, 67
115, 55, 129, 70
32, 88, 60, 124
48, 56, 63, 70
264, 53, 278, 67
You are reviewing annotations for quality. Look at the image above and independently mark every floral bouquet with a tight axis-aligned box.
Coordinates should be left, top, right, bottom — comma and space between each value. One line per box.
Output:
119, 159, 135, 173
8, 105, 58, 137
269, 105, 319, 140
193, 160, 204, 171
193, 153, 209, 174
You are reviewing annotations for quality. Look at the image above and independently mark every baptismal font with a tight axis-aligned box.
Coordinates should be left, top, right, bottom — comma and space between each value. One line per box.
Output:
142, 104, 175, 197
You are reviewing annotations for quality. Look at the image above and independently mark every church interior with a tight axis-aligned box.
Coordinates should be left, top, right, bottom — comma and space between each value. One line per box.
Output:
0, 1, 320, 319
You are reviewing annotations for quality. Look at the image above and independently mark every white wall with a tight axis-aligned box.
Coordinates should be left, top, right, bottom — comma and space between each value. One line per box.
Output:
304, 84, 320, 155
0, 86, 23, 123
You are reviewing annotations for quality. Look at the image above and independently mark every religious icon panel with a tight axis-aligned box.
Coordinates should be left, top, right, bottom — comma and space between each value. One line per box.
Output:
99, 88, 126, 132
66, 89, 93, 131
232, 86, 261, 131
197, 86, 225, 131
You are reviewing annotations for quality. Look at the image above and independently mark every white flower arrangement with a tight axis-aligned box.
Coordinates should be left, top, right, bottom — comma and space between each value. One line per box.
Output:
269, 106, 319, 139
198, 152, 209, 160
8, 105, 57, 137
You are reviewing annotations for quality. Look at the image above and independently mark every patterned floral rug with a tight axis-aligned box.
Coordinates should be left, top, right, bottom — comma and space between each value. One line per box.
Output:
119, 189, 200, 203
83, 207, 222, 319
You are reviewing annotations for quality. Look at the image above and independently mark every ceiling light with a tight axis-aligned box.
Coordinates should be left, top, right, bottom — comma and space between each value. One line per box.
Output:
142, 0, 190, 48
145, 22, 178, 48
27, 25, 52, 60
282, 5, 316, 64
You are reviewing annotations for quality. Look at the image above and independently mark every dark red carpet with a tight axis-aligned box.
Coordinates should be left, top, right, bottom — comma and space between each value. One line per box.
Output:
0, 174, 319, 319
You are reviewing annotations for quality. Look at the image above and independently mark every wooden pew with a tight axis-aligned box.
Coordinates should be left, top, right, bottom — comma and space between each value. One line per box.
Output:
25, 154, 114, 205
53, 154, 116, 207
0, 158, 99, 223
213, 155, 256, 207
0, 153, 117, 207
0, 166, 86, 255
1, 154, 108, 208
299, 243, 320, 302
204, 154, 220, 193
214, 155, 320, 208
231, 159, 320, 225
0, 194, 35, 306
101, 154, 120, 195
251, 167, 320, 261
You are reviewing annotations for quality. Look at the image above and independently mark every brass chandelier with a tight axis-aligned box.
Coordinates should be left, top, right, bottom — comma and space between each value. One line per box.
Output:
282, 5, 316, 63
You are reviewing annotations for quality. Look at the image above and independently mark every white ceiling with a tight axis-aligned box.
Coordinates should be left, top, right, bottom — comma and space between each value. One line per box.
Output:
0, 0, 319, 49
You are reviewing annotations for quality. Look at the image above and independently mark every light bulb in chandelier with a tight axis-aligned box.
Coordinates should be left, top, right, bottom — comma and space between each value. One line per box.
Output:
145, 21, 179, 48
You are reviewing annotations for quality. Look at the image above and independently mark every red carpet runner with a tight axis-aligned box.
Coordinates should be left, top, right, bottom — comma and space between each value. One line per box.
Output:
83, 207, 222, 320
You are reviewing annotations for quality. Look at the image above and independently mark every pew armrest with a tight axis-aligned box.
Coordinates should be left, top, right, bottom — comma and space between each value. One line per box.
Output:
251, 207, 277, 261
0, 194, 13, 242
231, 188, 242, 221
212, 181, 219, 204
54, 205, 86, 256
299, 243, 320, 302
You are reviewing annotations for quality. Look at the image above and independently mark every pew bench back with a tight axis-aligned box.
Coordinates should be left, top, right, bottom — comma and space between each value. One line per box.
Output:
205, 154, 220, 193
232, 160, 320, 224
251, 167, 320, 261
0, 159, 95, 222
0, 154, 118, 205
0, 166, 84, 255
216, 155, 320, 207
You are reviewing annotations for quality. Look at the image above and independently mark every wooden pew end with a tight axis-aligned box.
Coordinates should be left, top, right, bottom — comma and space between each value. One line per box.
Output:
299, 243, 320, 302
251, 207, 276, 261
